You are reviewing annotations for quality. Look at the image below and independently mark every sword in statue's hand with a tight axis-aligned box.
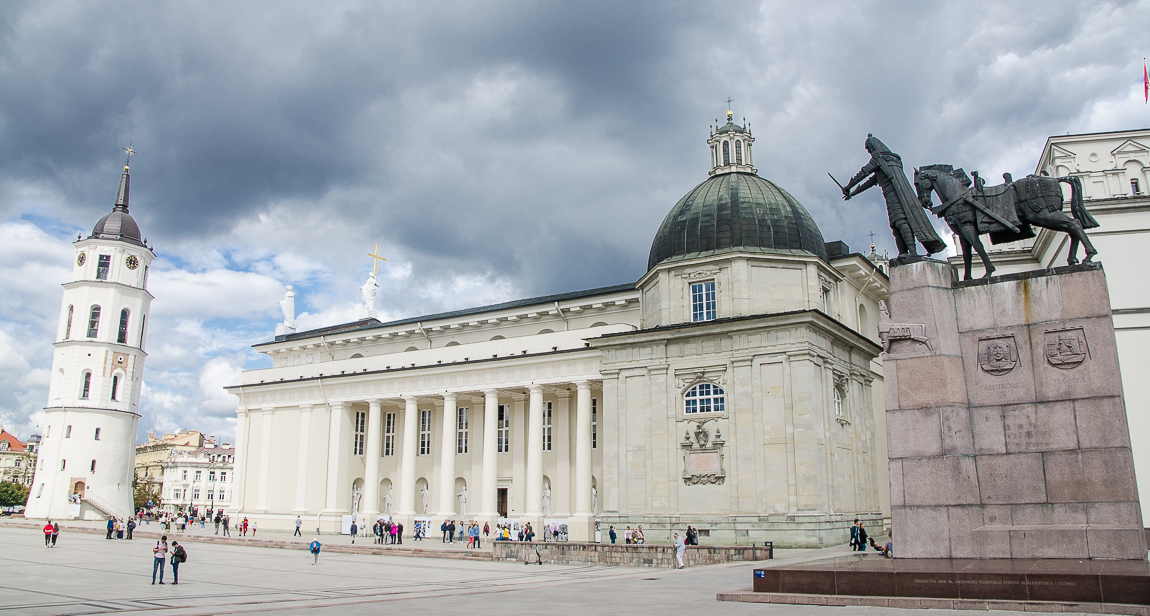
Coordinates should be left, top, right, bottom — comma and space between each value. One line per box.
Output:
828, 173, 850, 200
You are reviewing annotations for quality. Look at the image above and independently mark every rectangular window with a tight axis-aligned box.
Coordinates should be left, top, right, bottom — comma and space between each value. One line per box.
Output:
192, 488, 200, 500
182, 470, 187, 481
822, 288, 831, 314
218, 490, 226, 500
1133, 179, 1142, 195
419, 409, 432, 455
497, 404, 510, 453
65, 305, 73, 339
194, 470, 202, 481
208, 492, 214, 500
353, 410, 366, 456
209, 471, 216, 482
383, 412, 396, 456
691, 281, 717, 322
96, 255, 111, 280
110, 375, 119, 401
220, 471, 227, 482
543, 401, 552, 452
65, 425, 72, 438
456, 407, 469, 454
80, 373, 91, 399
90, 459, 96, 473
592, 398, 598, 450
94, 427, 101, 440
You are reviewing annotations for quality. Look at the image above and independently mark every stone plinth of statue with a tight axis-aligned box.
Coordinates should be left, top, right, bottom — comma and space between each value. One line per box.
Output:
884, 259, 1145, 560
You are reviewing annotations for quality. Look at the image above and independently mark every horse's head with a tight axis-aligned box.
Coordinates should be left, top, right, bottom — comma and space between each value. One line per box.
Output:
913, 167, 935, 207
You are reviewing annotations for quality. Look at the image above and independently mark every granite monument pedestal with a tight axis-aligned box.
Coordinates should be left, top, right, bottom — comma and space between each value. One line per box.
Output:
738, 261, 1148, 610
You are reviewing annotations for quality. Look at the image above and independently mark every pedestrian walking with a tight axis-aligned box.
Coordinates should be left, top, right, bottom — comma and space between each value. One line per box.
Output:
309, 537, 322, 564
673, 532, 686, 569
483, 522, 490, 541
294, 516, 302, 537
51, 522, 60, 547
152, 536, 169, 584
42, 520, 53, 547
170, 541, 187, 585
609, 526, 617, 544
241, 517, 249, 537
857, 521, 869, 552
850, 518, 860, 551
106, 518, 114, 540
350, 520, 358, 544
222, 515, 231, 537
214, 514, 221, 535
251, 520, 258, 536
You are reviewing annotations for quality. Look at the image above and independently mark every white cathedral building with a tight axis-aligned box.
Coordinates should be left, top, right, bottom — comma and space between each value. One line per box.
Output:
226, 112, 891, 547
25, 162, 155, 522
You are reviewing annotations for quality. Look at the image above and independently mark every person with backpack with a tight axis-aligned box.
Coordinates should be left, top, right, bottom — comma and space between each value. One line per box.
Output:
309, 537, 322, 564
152, 536, 169, 584
170, 541, 187, 585
349, 520, 358, 544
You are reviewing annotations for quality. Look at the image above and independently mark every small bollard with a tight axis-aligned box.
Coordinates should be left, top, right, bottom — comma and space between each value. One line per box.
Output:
763, 541, 773, 559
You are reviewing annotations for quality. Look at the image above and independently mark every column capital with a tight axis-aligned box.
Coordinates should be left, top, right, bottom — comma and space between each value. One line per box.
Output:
402, 395, 418, 405
236, 408, 249, 418
367, 398, 383, 409
482, 388, 499, 397
574, 380, 592, 390
261, 406, 275, 413
528, 384, 544, 395
299, 403, 314, 411
442, 392, 457, 404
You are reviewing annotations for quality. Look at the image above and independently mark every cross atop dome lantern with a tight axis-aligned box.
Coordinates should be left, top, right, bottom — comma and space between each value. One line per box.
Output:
708, 109, 755, 176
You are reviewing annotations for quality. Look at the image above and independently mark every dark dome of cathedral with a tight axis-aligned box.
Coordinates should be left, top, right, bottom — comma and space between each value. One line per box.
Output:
89, 169, 145, 247
647, 171, 828, 271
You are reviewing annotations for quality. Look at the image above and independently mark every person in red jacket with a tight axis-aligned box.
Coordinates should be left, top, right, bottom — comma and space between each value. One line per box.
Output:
43, 520, 53, 547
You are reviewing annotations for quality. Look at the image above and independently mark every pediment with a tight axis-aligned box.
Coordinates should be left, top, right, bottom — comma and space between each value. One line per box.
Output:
1049, 144, 1076, 160
1111, 139, 1149, 155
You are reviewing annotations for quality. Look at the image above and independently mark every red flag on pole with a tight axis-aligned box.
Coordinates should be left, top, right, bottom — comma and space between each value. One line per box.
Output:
1144, 59, 1148, 103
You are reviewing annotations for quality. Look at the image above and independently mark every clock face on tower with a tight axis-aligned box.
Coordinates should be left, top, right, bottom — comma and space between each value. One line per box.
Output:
125, 255, 139, 270
76, 253, 86, 266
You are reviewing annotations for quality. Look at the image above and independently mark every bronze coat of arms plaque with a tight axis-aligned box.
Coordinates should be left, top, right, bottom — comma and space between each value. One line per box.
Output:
1044, 327, 1088, 369
977, 335, 1018, 375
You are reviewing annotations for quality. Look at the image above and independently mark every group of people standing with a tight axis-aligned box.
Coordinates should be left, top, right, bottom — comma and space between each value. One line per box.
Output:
150, 535, 188, 585
438, 519, 490, 547
105, 517, 136, 540
372, 519, 403, 544
850, 519, 893, 557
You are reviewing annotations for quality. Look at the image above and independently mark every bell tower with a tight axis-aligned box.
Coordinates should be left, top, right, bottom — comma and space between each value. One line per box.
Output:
25, 155, 156, 521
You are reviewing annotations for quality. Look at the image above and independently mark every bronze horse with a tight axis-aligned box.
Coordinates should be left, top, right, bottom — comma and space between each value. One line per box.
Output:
913, 165, 1099, 280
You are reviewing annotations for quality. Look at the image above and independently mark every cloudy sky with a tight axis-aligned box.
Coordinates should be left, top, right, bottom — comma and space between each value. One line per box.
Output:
0, 0, 1147, 444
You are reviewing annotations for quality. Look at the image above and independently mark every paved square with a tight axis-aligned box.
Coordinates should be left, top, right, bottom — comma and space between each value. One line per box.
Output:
0, 527, 1089, 616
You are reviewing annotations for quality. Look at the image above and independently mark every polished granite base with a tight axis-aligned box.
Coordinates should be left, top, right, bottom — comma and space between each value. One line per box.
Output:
751, 555, 1150, 606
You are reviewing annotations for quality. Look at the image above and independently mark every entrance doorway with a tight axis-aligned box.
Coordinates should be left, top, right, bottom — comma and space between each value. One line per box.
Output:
497, 488, 508, 518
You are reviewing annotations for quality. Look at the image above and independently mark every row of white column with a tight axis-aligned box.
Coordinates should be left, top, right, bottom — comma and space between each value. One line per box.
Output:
250, 381, 597, 539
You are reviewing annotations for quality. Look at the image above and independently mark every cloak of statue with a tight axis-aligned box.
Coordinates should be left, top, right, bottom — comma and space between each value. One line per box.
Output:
849, 135, 947, 255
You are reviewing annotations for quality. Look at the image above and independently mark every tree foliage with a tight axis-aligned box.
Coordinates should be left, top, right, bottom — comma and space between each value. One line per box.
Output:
0, 481, 30, 508
132, 473, 162, 511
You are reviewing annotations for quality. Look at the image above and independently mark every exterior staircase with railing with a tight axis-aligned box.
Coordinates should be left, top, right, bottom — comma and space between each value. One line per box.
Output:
82, 491, 129, 521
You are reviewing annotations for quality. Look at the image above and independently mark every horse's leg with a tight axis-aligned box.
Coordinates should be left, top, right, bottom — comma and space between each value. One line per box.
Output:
1067, 236, 1080, 266
959, 234, 973, 281
959, 223, 995, 278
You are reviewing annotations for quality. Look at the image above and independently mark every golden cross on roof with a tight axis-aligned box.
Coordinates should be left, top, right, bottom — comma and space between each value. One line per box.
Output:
367, 243, 387, 276
123, 141, 135, 168
725, 97, 734, 110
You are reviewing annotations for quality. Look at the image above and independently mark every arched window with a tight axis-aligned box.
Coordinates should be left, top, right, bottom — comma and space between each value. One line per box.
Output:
94, 428, 101, 440
65, 305, 74, 339
722, 141, 730, 166
833, 386, 844, 417
90, 459, 97, 473
490, 335, 505, 341
65, 425, 72, 438
735, 140, 743, 165
684, 382, 725, 414
111, 375, 120, 401
80, 372, 92, 399
117, 309, 130, 344
61, 460, 66, 471
858, 304, 870, 337
87, 305, 101, 338
537, 329, 554, 335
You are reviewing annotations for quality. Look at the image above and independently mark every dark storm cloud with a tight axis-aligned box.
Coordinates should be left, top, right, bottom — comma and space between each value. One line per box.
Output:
1, 0, 1146, 305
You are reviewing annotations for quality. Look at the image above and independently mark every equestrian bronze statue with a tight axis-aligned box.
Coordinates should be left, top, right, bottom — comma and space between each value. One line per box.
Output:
913, 165, 1099, 280
837, 134, 947, 258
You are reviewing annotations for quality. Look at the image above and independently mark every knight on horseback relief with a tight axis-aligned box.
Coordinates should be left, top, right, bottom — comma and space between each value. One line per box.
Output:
835, 134, 1100, 281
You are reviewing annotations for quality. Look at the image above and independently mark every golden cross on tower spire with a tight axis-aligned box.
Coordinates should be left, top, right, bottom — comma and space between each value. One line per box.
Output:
367, 243, 387, 276
122, 141, 135, 169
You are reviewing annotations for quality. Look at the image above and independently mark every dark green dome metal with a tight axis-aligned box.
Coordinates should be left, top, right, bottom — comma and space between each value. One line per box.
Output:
647, 172, 828, 271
